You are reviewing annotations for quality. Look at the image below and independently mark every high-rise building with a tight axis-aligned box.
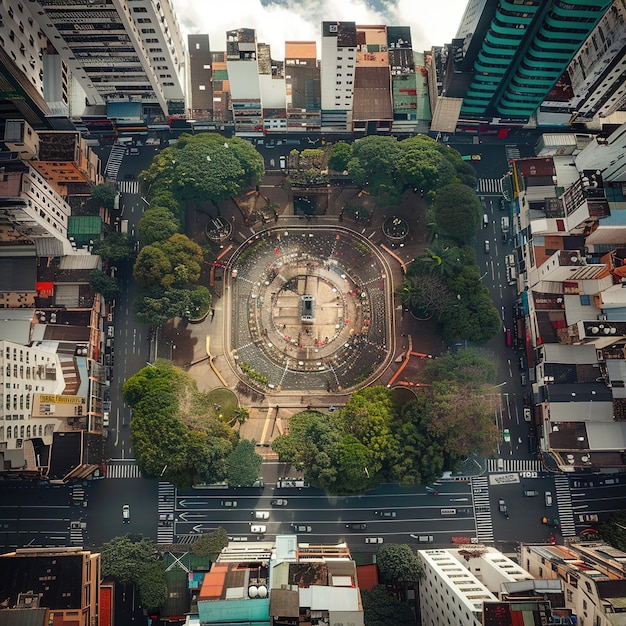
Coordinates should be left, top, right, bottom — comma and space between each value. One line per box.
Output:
540, 1, 626, 127
320, 21, 357, 131
285, 41, 321, 131
28, 0, 187, 118
188, 34, 213, 121
0, 547, 100, 626
433, 0, 613, 131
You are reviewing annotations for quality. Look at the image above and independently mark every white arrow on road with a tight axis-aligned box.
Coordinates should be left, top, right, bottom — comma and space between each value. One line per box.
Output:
178, 499, 209, 508
192, 524, 214, 533
178, 512, 208, 521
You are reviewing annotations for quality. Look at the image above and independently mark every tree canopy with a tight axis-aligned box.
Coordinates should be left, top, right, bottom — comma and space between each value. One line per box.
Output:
600, 511, 626, 551
377, 544, 424, 583
89, 269, 120, 303
272, 371, 498, 494
100, 534, 167, 612
92, 231, 136, 264
122, 360, 237, 488
139, 133, 264, 205
328, 142, 353, 172
192, 527, 230, 557
362, 585, 417, 626
226, 439, 263, 487
433, 183, 482, 243
137, 206, 181, 245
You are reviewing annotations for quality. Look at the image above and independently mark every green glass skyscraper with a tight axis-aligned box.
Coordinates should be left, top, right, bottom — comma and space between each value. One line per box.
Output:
459, 0, 612, 122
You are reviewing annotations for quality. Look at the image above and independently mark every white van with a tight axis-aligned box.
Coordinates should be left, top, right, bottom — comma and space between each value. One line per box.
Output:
483, 214, 489, 228
507, 267, 517, 285
250, 525, 266, 533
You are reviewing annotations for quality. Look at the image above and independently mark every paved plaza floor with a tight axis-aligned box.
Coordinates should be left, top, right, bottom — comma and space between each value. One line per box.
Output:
158, 175, 446, 452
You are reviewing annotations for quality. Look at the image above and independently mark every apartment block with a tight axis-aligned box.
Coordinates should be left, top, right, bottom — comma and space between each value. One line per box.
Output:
28, 0, 186, 118
419, 546, 535, 625
0, 547, 100, 626
185, 537, 364, 626
521, 542, 626, 626
188, 34, 213, 120
285, 41, 321, 131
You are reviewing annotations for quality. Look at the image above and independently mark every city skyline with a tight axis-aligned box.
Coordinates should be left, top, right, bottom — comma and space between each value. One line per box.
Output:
173, 0, 467, 59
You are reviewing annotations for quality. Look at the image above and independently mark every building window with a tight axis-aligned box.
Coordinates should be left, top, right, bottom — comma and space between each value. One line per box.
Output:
580, 295, 591, 305
6, 426, 11, 439
133, 6, 148, 12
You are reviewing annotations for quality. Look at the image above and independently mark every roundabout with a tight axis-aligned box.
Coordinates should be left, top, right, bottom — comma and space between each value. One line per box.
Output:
226, 226, 393, 392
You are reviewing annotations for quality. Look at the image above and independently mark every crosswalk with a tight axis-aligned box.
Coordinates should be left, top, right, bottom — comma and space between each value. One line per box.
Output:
554, 475, 576, 537
157, 482, 176, 545
476, 178, 502, 194
105, 144, 126, 180
117, 179, 140, 194
106, 461, 142, 479
486, 458, 543, 474
505, 145, 521, 162
472, 476, 494, 543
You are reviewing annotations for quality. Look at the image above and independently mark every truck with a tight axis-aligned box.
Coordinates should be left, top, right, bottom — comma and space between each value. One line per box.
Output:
501, 216, 510, 233
120, 219, 129, 234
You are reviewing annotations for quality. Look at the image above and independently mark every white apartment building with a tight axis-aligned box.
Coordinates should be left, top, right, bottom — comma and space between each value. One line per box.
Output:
419, 546, 533, 626
29, 0, 186, 117
521, 542, 626, 626
0, 162, 74, 257
541, 0, 626, 128
0, 340, 65, 452
320, 21, 357, 131
576, 121, 626, 183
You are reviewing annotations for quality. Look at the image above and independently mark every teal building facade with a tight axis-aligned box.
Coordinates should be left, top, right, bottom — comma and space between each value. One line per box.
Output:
460, 0, 612, 122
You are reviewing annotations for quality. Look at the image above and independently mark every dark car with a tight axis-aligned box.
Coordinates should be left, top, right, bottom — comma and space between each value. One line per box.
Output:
346, 523, 367, 531
375, 511, 397, 518
292, 524, 312, 533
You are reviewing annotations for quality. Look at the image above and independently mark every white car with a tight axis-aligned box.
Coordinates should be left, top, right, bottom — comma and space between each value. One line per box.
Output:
250, 525, 266, 534
365, 537, 384, 544
220, 500, 238, 508
122, 504, 130, 523
103, 411, 110, 428
253, 511, 269, 520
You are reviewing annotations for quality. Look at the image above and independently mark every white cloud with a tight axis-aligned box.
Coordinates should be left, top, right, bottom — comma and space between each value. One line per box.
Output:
172, 0, 466, 60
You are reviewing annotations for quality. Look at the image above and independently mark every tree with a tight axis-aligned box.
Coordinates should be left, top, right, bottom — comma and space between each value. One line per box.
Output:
92, 231, 136, 264
134, 285, 211, 326
138, 206, 180, 245
229, 405, 249, 428
348, 136, 402, 204
600, 512, 626, 551
398, 273, 452, 319
328, 142, 353, 172
433, 183, 481, 243
413, 242, 463, 279
440, 266, 502, 344
362, 585, 417, 626
88, 183, 116, 211
377, 544, 424, 583
100, 534, 167, 611
422, 348, 497, 388
89, 269, 120, 302
133, 245, 172, 287
192, 527, 230, 557
226, 439, 263, 487
123, 361, 236, 488
140, 134, 264, 205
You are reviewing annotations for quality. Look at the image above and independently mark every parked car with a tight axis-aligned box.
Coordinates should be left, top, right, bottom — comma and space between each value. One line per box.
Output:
250, 525, 266, 534
524, 407, 532, 422
375, 511, 396, 518
220, 500, 238, 508
103, 411, 110, 428
292, 524, 312, 533
271, 499, 288, 507
122, 504, 130, 523
346, 523, 367, 531
365, 537, 384, 544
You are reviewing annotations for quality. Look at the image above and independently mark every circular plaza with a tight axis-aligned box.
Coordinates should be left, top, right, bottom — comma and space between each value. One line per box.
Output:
226, 226, 394, 392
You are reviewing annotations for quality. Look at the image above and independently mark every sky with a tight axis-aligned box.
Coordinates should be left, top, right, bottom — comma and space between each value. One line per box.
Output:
172, 0, 468, 60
